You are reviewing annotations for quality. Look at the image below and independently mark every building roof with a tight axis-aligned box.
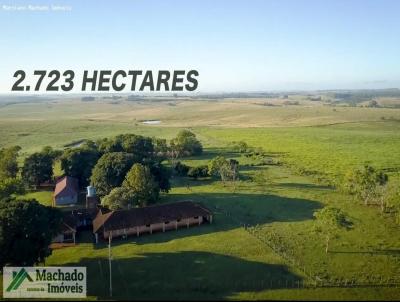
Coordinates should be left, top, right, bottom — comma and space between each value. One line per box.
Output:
71, 208, 98, 221
54, 176, 79, 198
61, 212, 78, 233
93, 201, 212, 233
61, 208, 98, 234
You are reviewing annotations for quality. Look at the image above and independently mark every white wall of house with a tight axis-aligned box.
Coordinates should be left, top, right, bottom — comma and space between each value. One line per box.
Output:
52, 232, 76, 243
100, 216, 209, 241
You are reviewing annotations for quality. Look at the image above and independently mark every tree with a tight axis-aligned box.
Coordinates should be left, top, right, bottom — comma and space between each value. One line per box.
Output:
0, 146, 21, 179
0, 178, 24, 200
376, 180, 400, 215
122, 163, 159, 207
149, 162, 171, 193
101, 187, 137, 210
367, 100, 379, 108
81, 140, 97, 150
166, 149, 180, 167
187, 165, 209, 180
231, 141, 249, 153
22, 151, 54, 187
229, 159, 239, 182
209, 156, 229, 182
90, 152, 135, 197
97, 134, 155, 163
375, 183, 390, 213
391, 187, 400, 224
313, 207, 350, 253
0, 198, 62, 267
152, 137, 169, 155
170, 130, 203, 157
208, 156, 239, 183
344, 165, 388, 205
118, 134, 154, 162
97, 137, 123, 154
41, 146, 62, 159
173, 161, 190, 176
60, 146, 100, 186
0, 146, 24, 199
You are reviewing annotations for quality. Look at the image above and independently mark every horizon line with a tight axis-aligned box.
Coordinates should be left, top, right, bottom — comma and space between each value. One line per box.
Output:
0, 87, 399, 97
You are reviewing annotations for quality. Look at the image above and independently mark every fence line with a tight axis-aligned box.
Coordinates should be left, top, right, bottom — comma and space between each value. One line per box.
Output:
212, 205, 316, 281
211, 204, 400, 289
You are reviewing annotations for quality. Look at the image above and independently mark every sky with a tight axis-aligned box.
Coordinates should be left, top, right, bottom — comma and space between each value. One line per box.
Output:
0, 0, 400, 93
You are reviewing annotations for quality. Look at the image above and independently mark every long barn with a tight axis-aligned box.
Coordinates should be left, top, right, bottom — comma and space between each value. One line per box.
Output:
92, 201, 213, 243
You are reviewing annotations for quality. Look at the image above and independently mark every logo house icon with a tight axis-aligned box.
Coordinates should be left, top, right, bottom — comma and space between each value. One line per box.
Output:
6, 268, 33, 292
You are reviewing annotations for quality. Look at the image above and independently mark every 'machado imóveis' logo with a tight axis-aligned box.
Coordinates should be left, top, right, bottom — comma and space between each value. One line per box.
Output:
3, 266, 86, 298
6, 268, 34, 292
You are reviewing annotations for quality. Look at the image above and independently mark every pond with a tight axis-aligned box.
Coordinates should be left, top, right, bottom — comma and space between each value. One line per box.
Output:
141, 120, 161, 125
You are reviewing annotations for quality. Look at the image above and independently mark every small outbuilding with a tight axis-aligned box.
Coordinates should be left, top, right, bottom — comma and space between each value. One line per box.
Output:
92, 201, 213, 243
52, 208, 98, 244
52, 212, 78, 244
53, 176, 79, 206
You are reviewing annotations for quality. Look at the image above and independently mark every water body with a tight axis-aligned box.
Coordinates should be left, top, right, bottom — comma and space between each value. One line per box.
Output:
142, 120, 161, 125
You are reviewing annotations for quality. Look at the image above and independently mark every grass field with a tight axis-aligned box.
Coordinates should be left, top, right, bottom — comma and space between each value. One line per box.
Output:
197, 121, 400, 183
1, 97, 400, 300
42, 161, 400, 300
15, 189, 53, 206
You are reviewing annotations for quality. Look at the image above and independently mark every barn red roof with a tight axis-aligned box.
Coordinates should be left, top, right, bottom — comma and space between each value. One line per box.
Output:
54, 176, 79, 198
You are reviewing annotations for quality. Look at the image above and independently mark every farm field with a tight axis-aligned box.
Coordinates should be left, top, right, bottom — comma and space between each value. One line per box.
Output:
42, 161, 400, 300
1, 97, 400, 300
197, 121, 400, 183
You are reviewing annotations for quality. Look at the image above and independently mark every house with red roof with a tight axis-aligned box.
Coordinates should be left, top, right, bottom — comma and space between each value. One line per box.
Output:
53, 176, 79, 206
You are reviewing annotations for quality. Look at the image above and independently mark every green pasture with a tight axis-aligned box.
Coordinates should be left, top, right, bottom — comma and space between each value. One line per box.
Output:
197, 121, 400, 183
41, 161, 400, 300
1, 99, 400, 300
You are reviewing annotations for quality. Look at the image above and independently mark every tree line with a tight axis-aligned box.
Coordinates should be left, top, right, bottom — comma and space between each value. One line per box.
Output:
0, 129, 203, 267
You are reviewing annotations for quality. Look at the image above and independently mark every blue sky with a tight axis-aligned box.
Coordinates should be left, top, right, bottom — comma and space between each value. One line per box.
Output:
1, 0, 400, 93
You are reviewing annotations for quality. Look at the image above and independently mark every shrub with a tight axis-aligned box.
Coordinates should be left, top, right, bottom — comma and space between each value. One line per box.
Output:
173, 161, 190, 176
187, 165, 209, 179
